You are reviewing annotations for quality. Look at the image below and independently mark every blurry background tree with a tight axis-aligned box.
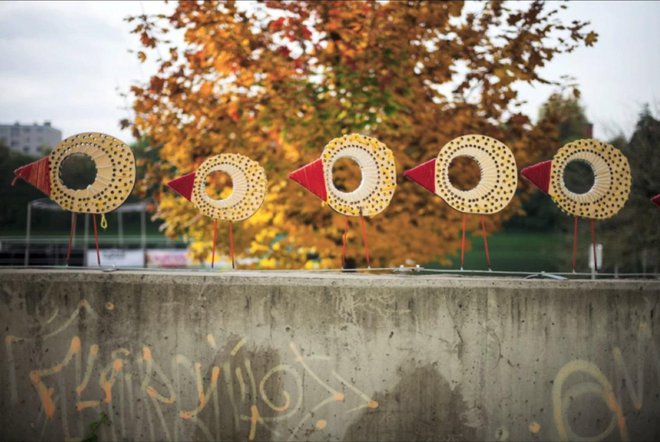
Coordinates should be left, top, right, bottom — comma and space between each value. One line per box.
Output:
601, 107, 660, 273
506, 89, 593, 232
0, 142, 43, 231
125, 0, 597, 268
0, 139, 162, 239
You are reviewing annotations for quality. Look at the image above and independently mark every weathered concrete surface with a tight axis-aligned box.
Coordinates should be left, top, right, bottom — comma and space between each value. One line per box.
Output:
0, 269, 659, 442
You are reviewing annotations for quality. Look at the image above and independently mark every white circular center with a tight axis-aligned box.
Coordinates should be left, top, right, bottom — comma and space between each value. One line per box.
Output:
201, 163, 247, 209
59, 152, 97, 190
442, 147, 497, 200
57, 143, 111, 199
326, 147, 378, 203
560, 151, 610, 203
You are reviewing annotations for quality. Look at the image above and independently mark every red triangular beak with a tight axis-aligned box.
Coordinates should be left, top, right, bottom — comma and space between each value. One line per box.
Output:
167, 172, 196, 201
652, 194, 660, 207
288, 158, 327, 201
521, 160, 552, 194
403, 158, 436, 194
13, 156, 51, 196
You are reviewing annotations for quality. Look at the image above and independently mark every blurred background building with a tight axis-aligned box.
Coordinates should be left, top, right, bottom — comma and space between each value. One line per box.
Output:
0, 121, 61, 156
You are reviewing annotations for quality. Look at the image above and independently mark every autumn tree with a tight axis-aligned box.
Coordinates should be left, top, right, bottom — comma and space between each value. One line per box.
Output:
125, 0, 596, 268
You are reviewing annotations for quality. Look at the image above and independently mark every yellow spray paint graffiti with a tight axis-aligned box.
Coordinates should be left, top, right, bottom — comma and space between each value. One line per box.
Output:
5, 299, 380, 442
552, 359, 626, 442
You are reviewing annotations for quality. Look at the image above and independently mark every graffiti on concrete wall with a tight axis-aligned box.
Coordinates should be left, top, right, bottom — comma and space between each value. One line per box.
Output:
3, 289, 659, 442
4, 300, 379, 441
551, 321, 660, 442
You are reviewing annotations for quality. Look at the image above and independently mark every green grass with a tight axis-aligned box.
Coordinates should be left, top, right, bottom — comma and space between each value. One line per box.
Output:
1, 215, 183, 248
426, 230, 570, 273
1, 210, 166, 242
3, 213, 573, 272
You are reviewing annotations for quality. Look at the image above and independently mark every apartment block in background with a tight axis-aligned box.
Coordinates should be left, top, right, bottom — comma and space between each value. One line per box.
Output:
0, 121, 62, 156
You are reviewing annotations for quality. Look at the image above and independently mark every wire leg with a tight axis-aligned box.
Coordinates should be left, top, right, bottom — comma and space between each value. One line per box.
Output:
572, 216, 579, 272
480, 216, 491, 270
341, 216, 349, 269
590, 219, 598, 272
92, 214, 100, 266
229, 221, 235, 269
359, 215, 371, 268
211, 219, 217, 269
66, 212, 77, 266
460, 213, 467, 270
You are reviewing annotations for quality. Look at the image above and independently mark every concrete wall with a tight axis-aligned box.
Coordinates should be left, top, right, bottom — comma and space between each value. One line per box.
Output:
0, 269, 659, 441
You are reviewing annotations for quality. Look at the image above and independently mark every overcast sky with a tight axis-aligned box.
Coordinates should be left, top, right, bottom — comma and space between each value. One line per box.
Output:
1, 1, 659, 143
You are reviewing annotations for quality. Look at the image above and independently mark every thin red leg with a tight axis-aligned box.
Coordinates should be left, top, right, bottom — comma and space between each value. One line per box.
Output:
572, 216, 578, 272
480, 216, 491, 270
359, 215, 371, 268
229, 221, 235, 269
66, 212, 77, 265
211, 219, 217, 269
92, 214, 100, 266
460, 213, 467, 270
590, 219, 598, 272
341, 216, 349, 268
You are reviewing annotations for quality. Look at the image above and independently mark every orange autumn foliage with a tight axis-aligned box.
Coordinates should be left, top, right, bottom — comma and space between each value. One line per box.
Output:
125, 1, 596, 268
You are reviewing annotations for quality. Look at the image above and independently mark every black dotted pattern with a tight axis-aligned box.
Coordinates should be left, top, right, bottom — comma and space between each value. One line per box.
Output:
436, 134, 517, 214
191, 153, 267, 221
49, 132, 135, 214
322, 134, 396, 217
551, 139, 631, 219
